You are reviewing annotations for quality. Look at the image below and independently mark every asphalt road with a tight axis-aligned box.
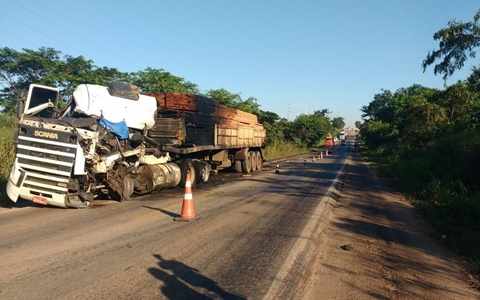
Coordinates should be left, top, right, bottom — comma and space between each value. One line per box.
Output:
0, 149, 346, 299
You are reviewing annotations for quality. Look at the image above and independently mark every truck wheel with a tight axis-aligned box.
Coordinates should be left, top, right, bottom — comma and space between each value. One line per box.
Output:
121, 175, 135, 201
256, 151, 263, 171
180, 160, 196, 187
241, 152, 252, 173
250, 152, 257, 172
234, 160, 243, 173
194, 160, 211, 184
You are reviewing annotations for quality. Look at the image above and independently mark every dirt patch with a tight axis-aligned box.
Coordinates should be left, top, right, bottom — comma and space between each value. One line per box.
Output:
304, 153, 480, 299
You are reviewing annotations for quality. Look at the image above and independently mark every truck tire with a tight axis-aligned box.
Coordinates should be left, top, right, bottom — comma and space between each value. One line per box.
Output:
250, 151, 257, 172
193, 160, 211, 184
256, 151, 263, 171
234, 160, 243, 173
180, 159, 196, 187
241, 152, 252, 173
121, 175, 134, 201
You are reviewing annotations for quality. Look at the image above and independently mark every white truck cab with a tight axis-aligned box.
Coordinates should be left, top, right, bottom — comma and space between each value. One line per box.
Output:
7, 83, 168, 208
6, 84, 93, 207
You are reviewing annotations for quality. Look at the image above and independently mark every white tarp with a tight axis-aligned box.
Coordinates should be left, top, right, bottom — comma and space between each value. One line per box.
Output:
72, 84, 156, 130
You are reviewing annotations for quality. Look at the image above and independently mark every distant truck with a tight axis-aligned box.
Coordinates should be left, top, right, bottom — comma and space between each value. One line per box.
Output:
7, 82, 266, 208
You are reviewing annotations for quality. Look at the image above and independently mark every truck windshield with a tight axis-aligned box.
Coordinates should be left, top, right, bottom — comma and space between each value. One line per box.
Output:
28, 87, 57, 109
25, 85, 59, 117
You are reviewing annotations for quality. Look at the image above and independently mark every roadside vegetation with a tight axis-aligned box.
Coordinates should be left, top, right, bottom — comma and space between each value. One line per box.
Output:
263, 141, 309, 161
359, 9, 480, 271
0, 115, 15, 206
0, 47, 344, 205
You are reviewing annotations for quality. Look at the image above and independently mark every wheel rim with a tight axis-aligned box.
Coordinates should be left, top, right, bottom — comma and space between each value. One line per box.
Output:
242, 153, 251, 173
200, 165, 210, 182
235, 160, 242, 173
256, 152, 263, 170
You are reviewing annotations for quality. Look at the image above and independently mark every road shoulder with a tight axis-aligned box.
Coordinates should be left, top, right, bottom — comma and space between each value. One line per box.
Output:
304, 153, 480, 299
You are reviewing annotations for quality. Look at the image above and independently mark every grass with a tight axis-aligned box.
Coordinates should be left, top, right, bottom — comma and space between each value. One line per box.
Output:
0, 123, 15, 207
263, 141, 309, 161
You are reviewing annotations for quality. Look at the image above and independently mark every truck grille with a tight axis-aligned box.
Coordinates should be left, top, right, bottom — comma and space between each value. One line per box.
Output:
16, 134, 76, 195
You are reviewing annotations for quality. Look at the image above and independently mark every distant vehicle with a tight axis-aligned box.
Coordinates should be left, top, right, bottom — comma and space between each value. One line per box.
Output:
7, 83, 266, 208
325, 134, 334, 147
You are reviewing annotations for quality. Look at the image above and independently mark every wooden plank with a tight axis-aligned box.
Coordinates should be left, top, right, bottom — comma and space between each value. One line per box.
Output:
146, 92, 265, 148
150, 92, 259, 125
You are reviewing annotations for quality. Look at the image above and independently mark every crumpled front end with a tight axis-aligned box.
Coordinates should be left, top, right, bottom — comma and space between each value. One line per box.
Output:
6, 120, 90, 208
6, 159, 70, 207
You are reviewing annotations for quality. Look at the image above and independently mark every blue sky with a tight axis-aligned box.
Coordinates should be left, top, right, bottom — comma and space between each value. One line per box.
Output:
2, 1, 479, 125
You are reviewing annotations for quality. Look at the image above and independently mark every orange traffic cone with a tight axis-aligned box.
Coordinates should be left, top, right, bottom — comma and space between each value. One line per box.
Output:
175, 171, 197, 222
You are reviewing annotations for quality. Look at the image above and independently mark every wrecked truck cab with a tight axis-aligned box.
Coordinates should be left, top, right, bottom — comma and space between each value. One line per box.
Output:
7, 82, 177, 208
6, 118, 95, 208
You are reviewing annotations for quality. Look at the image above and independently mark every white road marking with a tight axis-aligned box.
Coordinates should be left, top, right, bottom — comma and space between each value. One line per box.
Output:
263, 155, 347, 300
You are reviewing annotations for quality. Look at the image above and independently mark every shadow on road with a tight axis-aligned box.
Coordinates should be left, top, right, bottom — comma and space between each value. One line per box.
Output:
327, 152, 476, 299
148, 254, 245, 300
143, 205, 180, 218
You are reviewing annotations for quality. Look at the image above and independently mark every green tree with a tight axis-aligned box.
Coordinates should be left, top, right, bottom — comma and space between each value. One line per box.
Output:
206, 88, 262, 114
360, 120, 398, 149
0, 47, 126, 111
235, 96, 261, 115
332, 117, 345, 130
0, 47, 62, 111
292, 113, 332, 146
258, 110, 280, 124
438, 82, 477, 125
360, 9, 480, 262
314, 109, 330, 117
423, 9, 480, 79
130, 67, 198, 94
467, 67, 480, 91
206, 88, 241, 107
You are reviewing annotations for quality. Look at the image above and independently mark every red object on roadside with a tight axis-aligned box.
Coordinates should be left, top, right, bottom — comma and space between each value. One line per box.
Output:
325, 135, 334, 147
175, 171, 197, 221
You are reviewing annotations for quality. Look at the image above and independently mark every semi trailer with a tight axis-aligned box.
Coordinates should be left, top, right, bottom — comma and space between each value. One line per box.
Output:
6, 82, 266, 208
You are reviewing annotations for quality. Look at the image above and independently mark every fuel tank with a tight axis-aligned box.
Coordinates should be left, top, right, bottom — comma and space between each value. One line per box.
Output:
134, 163, 181, 193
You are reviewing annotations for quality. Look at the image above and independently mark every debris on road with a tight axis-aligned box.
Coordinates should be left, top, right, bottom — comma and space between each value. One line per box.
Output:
339, 244, 353, 251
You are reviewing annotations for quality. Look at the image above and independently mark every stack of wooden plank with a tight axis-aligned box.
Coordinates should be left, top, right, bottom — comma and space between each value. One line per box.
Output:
148, 93, 265, 147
